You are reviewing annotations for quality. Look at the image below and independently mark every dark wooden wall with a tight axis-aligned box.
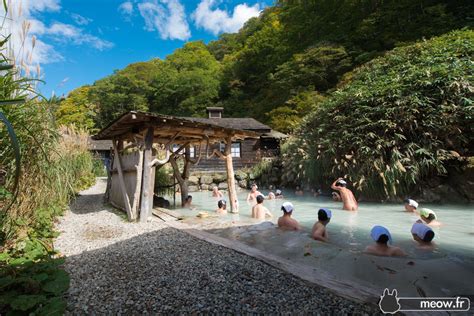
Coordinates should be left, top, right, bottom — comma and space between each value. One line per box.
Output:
193, 138, 279, 171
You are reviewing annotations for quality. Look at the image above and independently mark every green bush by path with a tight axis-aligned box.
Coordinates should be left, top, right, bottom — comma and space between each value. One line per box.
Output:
0, 126, 95, 315
285, 30, 474, 200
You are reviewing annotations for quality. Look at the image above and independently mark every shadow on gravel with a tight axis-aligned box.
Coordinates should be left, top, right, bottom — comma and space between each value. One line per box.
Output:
69, 193, 112, 215
64, 227, 379, 314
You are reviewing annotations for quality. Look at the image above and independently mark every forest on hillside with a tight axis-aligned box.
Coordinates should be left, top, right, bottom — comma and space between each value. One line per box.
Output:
56, 0, 473, 133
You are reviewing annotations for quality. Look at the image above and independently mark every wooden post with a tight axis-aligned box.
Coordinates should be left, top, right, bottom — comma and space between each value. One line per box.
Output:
224, 135, 238, 213
112, 139, 133, 221
140, 126, 154, 222
131, 148, 144, 220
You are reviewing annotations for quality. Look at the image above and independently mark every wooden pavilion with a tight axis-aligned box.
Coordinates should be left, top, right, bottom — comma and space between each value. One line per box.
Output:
92, 111, 258, 222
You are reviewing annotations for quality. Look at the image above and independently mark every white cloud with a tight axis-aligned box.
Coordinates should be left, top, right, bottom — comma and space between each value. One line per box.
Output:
57, 76, 69, 88
0, 0, 112, 72
138, 0, 190, 40
47, 23, 113, 50
23, 0, 61, 12
71, 13, 92, 25
118, 1, 134, 18
192, 0, 261, 35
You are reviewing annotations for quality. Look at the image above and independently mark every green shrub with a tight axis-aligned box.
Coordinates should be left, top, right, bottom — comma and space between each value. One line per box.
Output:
1, 9, 95, 313
292, 29, 474, 199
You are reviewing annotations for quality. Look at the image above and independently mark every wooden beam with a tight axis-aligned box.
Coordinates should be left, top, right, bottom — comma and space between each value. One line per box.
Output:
224, 135, 238, 213
131, 148, 144, 220
139, 126, 155, 222
112, 140, 134, 221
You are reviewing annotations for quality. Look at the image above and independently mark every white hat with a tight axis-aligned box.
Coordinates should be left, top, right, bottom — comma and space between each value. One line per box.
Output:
411, 222, 434, 240
276, 189, 282, 195
281, 202, 294, 213
405, 199, 419, 209
370, 225, 392, 244
319, 208, 332, 219
337, 179, 347, 185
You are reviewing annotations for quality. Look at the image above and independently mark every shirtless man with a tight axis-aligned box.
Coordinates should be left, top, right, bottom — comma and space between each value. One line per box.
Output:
364, 225, 406, 257
275, 189, 284, 199
411, 222, 436, 250
331, 178, 358, 211
311, 208, 331, 242
216, 199, 227, 215
277, 202, 301, 231
419, 208, 442, 227
246, 184, 262, 203
404, 198, 418, 213
212, 186, 224, 198
184, 195, 193, 208
251, 195, 272, 220
267, 191, 276, 200
295, 185, 304, 196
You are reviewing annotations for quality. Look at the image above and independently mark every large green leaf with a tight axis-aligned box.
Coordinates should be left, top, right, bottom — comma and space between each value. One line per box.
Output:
42, 270, 69, 295
37, 297, 67, 316
10, 294, 46, 311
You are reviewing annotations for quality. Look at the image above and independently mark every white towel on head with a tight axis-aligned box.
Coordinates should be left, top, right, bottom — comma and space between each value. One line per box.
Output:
370, 225, 392, 244
411, 222, 433, 239
407, 199, 418, 208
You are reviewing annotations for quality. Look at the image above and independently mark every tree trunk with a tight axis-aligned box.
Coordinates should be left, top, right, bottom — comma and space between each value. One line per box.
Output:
169, 154, 190, 207
224, 136, 238, 213
140, 127, 154, 222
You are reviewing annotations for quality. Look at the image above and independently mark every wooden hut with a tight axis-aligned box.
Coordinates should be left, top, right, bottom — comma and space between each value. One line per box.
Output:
92, 111, 258, 222
185, 107, 287, 171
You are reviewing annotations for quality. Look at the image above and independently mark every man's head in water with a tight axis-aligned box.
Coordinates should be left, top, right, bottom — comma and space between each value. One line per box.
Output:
420, 208, 437, 224
318, 208, 332, 224
256, 194, 264, 204
404, 199, 418, 212
251, 184, 258, 192
281, 202, 294, 215
218, 199, 226, 210
336, 179, 347, 187
186, 195, 192, 203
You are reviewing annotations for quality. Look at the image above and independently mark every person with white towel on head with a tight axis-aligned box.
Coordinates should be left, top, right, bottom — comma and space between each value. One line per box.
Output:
364, 226, 406, 257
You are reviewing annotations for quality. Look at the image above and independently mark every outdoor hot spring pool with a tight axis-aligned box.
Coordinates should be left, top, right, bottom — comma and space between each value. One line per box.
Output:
163, 190, 474, 298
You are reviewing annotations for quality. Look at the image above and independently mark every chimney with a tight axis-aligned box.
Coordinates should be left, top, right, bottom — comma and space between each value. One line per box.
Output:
206, 107, 224, 119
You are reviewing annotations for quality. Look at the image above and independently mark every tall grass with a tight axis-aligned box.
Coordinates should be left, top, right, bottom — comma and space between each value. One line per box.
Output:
1, 3, 95, 313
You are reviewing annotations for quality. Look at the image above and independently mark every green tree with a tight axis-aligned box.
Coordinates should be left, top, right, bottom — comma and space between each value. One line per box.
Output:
55, 86, 96, 131
89, 60, 161, 128
268, 91, 326, 134
150, 41, 222, 117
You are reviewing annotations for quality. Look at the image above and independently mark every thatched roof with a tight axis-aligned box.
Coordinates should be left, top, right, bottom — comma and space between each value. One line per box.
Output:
92, 111, 258, 144
183, 117, 272, 132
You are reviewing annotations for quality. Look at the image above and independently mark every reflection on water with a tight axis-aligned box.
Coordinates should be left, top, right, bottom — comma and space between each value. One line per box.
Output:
166, 190, 474, 297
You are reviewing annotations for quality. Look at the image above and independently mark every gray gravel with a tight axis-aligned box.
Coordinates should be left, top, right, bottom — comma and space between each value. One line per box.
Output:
55, 178, 379, 314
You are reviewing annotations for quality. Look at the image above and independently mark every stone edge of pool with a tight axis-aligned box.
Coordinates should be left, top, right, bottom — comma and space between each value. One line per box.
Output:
163, 218, 381, 305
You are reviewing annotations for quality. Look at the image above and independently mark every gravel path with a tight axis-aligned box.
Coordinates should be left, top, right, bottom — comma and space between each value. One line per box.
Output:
55, 178, 379, 314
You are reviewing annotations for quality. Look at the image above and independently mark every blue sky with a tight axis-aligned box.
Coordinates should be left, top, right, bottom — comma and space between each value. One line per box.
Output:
5, 0, 272, 98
